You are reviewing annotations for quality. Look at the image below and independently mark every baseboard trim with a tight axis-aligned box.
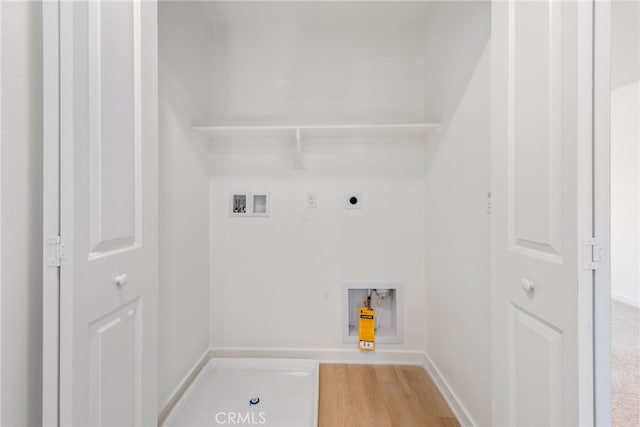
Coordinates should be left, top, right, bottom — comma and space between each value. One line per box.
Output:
611, 292, 640, 309
423, 355, 476, 427
158, 349, 213, 426
208, 347, 427, 365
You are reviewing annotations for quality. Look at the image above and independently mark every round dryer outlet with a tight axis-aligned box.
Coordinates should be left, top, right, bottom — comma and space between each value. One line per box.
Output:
345, 193, 362, 209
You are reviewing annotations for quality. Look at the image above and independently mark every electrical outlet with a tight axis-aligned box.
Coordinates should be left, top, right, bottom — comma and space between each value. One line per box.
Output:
306, 193, 317, 208
345, 193, 362, 209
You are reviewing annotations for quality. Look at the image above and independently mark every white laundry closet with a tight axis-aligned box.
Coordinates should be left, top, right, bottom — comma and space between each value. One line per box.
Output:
41, 0, 597, 425
157, 0, 491, 422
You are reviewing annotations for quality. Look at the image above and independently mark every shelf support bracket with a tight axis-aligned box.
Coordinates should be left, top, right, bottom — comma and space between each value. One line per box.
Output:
294, 127, 305, 169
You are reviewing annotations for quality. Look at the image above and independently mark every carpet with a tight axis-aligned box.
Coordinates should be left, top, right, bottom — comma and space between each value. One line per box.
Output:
612, 299, 640, 427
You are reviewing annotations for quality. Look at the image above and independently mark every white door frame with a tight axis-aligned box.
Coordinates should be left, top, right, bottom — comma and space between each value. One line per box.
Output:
0, 2, 3, 422
578, 1, 597, 425
593, 1, 612, 425
42, 1, 61, 425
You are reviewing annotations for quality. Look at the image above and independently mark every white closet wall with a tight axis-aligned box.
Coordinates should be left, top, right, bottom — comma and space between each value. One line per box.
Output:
208, 143, 427, 352
423, 2, 492, 123
423, 3, 492, 425
204, 3, 428, 125
203, 3, 430, 355
423, 46, 491, 424
158, 2, 213, 410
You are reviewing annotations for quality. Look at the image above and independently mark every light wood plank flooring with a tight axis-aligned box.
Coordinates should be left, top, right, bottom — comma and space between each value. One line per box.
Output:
319, 364, 460, 427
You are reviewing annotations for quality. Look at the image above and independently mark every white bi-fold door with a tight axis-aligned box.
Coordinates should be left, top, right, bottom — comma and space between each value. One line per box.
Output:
491, 0, 595, 425
43, 0, 158, 425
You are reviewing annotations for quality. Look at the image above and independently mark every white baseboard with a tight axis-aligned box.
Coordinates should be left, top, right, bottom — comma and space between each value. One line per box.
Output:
208, 347, 426, 366
158, 349, 213, 426
611, 292, 640, 309
423, 355, 476, 427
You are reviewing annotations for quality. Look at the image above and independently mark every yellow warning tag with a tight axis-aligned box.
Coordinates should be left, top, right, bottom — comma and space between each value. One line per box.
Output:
358, 307, 375, 351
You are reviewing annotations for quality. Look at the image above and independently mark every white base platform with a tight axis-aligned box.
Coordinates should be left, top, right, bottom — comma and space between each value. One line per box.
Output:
164, 358, 319, 427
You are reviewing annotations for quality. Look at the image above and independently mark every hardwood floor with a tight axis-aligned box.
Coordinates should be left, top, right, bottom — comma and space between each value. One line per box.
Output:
318, 364, 460, 427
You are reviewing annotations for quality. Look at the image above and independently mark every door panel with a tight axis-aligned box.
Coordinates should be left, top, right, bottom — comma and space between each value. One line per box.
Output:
492, 0, 592, 425
88, 0, 141, 256
509, 0, 563, 261
89, 299, 141, 426
508, 304, 564, 426
58, 0, 158, 425
593, 2, 611, 425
